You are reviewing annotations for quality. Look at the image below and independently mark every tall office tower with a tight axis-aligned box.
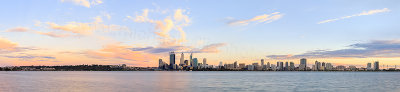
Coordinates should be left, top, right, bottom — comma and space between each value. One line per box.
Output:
158, 59, 164, 69
189, 53, 193, 66
266, 62, 270, 70
322, 62, 326, 70
285, 62, 289, 70
289, 62, 295, 71
234, 61, 238, 68
374, 61, 379, 70
169, 52, 175, 69
261, 59, 265, 66
300, 58, 307, 70
367, 63, 372, 70
193, 58, 198, 68
318, 62, 322, 70
315, 61, 319, 70
260, 59, 265, 69
277, 62, 280, 69
316, 61, 321, 71
279, 62, 284, 71
203, 58, 207, 65
219, 61, 223, 66
180, 53, 184, 65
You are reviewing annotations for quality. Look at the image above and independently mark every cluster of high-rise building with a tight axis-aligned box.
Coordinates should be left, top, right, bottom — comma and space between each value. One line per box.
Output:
158, 52, 213, 70
159, 52, 398, 71
366, 61, 381, 71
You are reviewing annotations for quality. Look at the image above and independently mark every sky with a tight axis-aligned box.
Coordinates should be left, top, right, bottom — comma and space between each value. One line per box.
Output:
0, 0, 400, 67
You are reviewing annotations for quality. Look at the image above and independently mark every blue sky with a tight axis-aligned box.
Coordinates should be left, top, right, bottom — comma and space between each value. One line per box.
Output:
0, 0, 399, 66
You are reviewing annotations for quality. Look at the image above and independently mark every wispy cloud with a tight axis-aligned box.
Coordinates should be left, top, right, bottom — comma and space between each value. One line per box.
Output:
5, 27, 72, 38
266, 40, 400, 59
192, 43, 227, 53
129, 46, 184, 54
35, 31, 72, 38
85, 43, 158, 62
3, 54, 57, 62
7, 16, 128, 38
5, 27, 30, 32
318, 8, 390, 24
45, 16, 127, 36
227, 12, 283, 26
61, 0, 103, 8
128, 43, 227, 54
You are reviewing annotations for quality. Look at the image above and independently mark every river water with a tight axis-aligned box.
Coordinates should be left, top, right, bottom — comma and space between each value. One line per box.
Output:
0, 71, 399, 92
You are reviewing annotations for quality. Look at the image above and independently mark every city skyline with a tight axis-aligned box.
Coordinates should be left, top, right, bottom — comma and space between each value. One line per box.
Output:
1, 0, 400, 67
159, 51, 396, 71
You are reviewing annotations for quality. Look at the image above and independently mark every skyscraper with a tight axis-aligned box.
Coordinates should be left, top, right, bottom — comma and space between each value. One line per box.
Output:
315, 61, 319, 70
374, 61, 379, 70
169, 52, 175, 69
300, 58, 307, 70
279, 62, 284, 71
266, 62, 270, 70
289, 62, 294, 71
261, 59, 265, 66
180, 53, 184, 65
317, 62, 321, 71
193, 58, 198, 68
285, 62, 289, 71
315, 61, 321, 71
234, 61, 238, 68
203, 58, 207, 65
367, 63, 372, 70
158, 59, 164, 69
190, 53, 193, 66
277, 62, 280, 69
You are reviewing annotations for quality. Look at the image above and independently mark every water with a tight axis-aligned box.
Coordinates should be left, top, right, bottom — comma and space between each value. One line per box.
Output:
0, 71, 400, 92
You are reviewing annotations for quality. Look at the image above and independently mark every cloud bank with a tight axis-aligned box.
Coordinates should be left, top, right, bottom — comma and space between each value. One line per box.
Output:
267, 40, 400, 59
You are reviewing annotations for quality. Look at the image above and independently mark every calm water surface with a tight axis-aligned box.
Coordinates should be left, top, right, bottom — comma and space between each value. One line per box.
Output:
0, 71, 399, 92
